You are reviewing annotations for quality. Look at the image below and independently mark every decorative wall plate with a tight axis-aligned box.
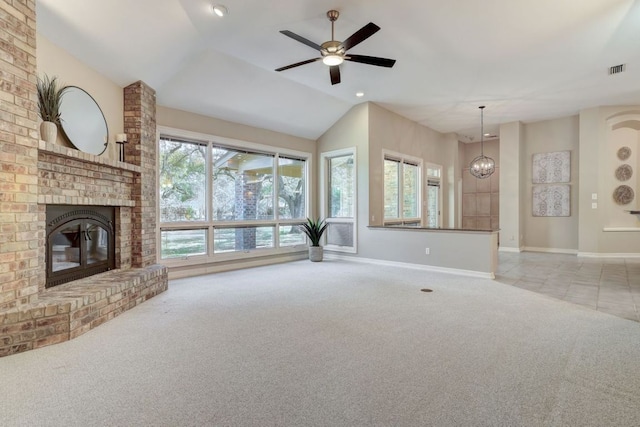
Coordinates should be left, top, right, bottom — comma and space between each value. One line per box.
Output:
613, 185, 634, 205
617, 146, 631, 161
615, 164, 633, 181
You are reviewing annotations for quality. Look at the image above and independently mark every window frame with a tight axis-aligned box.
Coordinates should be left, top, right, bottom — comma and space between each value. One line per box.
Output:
321, 147, 357, 253
426, 162, 443, 228
382, 149, 423, 226
157, 126, 311, 267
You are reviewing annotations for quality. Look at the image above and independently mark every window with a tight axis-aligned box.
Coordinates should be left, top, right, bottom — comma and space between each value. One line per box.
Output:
212, 147, 275, 221
322, 149, 356, 252
427, 181, 440, 228
159, 139, 206, 222
383, 152, 422, 224
383, 158, 400, 218
278, 156, 306, 220
213, 226, 274, 253
329, 154, 354, 218
403, 162, 419, 218
158, 131, 309, 262
161, 229, 207, 259
426, 163, 442, 228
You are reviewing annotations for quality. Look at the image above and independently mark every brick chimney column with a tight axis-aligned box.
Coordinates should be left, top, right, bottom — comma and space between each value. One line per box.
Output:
0, 0, 42, 309
123, 81, 157, 267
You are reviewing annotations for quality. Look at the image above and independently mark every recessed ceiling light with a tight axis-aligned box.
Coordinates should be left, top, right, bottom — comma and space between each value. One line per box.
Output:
356, 91, 364, 97
212, 4, 228, 17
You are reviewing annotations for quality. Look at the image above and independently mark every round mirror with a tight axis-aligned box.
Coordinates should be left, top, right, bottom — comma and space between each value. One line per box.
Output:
59, 86, 108, 155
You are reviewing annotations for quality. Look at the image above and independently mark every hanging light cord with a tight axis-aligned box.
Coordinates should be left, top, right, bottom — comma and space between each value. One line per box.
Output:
480, 105, 485, 156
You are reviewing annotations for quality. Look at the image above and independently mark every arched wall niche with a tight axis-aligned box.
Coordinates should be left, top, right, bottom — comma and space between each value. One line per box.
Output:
605, 111, 640, 226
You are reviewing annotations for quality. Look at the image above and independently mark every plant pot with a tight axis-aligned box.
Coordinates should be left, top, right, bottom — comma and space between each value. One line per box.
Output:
309, 246, 323, 262
40, 121, 57, 144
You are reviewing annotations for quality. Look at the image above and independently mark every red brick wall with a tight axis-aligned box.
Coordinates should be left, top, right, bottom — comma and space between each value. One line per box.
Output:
0, 0, 42, 310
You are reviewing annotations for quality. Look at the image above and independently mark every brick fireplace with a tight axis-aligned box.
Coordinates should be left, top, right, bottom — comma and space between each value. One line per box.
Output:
0, 2, 168, 357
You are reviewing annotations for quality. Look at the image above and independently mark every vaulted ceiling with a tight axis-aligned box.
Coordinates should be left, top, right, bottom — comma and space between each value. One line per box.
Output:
37, 0, 640, 141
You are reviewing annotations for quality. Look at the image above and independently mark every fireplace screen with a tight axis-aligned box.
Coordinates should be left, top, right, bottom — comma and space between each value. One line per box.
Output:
46, 205, 115, 288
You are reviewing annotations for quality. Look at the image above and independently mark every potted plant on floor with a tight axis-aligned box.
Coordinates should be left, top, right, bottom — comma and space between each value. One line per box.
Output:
301, 217, 328, 262
36, 74, 67, 144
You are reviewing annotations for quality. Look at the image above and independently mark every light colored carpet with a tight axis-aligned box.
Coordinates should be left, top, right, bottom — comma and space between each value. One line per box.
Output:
1, 259, 640, 426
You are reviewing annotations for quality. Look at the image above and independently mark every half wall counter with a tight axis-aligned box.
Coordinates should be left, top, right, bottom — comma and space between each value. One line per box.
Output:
328, 226, 499, 279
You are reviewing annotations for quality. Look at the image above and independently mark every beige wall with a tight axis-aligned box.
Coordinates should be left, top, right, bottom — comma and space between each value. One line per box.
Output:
605, 118, 639, 228
499, 121, 524, 250
523, 116, 580, 251
579, 106, 640, 255
502, 108, 640, 255
367, 102, 458, 228
462, 139, 500, 164
317, 102, 483, 272
157, 106, 316, 154
36, 33, 123, 161
316, 102, 369, 236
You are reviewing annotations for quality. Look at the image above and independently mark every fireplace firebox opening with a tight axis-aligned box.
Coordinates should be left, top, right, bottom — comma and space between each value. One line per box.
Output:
46, 205, 116, 288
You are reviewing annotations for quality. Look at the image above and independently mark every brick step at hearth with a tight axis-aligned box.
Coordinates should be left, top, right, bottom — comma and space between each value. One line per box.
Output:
0, 265, 168, 358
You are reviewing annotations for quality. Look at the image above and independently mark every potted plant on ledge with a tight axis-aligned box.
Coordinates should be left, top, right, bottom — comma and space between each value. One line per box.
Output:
36, 74, 67, 144
301, 217, 328, 262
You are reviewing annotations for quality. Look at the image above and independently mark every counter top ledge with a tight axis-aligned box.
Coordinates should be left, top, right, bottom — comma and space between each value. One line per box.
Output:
368, 226, 498, 234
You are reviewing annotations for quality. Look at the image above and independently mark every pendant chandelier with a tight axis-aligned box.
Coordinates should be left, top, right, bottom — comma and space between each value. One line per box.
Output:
469, 105, 495, 179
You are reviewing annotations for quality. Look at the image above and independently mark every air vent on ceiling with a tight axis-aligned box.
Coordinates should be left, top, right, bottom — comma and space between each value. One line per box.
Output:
609, 64, 626, 75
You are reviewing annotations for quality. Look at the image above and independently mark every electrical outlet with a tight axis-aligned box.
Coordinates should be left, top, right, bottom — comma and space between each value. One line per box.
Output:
592, 202, 597, 209
592, 193, 598, 200
425, 248, 430, 255
371, 215, 375, 222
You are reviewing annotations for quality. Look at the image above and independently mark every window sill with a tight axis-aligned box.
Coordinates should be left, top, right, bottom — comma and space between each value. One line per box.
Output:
160, 245, 308, 268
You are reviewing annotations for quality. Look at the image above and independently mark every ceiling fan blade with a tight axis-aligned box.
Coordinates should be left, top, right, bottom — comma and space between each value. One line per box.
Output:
340, 22, 380, 51
275, 58, 321, 72
279, 30, 322, 51
330, 66, 341, 85
346, 54, 396, 68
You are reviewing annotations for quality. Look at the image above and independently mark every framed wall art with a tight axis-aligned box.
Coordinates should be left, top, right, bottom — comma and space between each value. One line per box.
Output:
532, 151, 571, 183
532, 184, 570, 217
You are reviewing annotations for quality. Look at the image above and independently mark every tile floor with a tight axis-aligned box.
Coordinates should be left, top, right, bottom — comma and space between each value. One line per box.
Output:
496, 251, 640, 322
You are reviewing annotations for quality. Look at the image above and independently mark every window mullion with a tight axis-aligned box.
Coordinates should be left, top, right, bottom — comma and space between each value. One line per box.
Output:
207, 140, 213, 256
274, 154, 280, 248
399, 160, 404, 220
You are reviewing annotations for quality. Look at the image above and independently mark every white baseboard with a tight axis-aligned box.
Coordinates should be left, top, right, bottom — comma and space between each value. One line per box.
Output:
325, 253, 495, 279
499, 246, 522, 253
577, 252, 640, 258
523, 246, 578, 255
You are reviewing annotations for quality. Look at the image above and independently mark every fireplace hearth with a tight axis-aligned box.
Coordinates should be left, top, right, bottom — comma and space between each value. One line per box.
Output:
46, 205, 116, 288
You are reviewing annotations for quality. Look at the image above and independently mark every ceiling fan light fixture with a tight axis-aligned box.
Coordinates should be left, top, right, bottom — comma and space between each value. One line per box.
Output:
322, 54, 344, 66
211, 4, 228, 17
275, 10, 395, 84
